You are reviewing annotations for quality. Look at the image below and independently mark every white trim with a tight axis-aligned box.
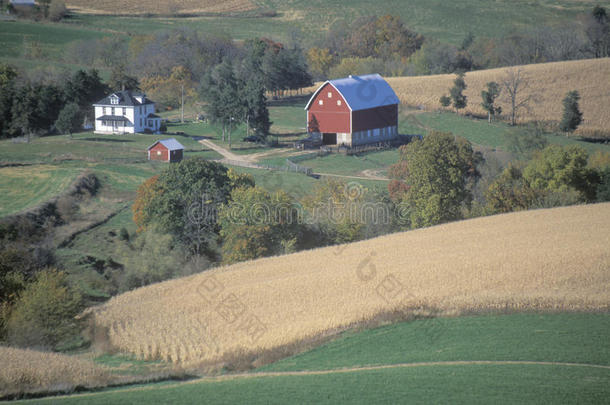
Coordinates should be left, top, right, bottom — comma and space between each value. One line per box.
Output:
304, 81, 353, 112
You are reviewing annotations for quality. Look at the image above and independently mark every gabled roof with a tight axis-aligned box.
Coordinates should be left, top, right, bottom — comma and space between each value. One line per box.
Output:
148, 138, 184, 151
93, 90, 154, 107
305, 73, 399, 112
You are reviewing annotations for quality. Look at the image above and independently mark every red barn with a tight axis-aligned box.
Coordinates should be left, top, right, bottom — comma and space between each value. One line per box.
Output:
147, 138, 184, 162
305, 74, 400, 146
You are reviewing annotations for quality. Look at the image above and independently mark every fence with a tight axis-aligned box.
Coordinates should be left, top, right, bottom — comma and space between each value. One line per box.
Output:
221, 158, 314, 177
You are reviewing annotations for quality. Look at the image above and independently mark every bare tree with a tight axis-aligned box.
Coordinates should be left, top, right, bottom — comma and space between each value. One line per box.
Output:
500, 68, 534, 126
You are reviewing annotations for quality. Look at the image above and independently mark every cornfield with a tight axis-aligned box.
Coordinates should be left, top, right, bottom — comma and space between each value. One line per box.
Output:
0, 346, 111, 397
65, 0, 256, 15
85, 203, 610, 369
386, 58, 610, 134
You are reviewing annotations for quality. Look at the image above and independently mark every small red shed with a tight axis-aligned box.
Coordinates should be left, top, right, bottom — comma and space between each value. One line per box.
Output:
305, 74, 400, 146
147, 138, 184, 162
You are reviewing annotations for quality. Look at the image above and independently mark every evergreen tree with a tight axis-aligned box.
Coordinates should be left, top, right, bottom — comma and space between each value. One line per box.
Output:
559, 90, 583, 133
481, 81, 502, 122
55, 102, 82, 137
449, 72, 467, 113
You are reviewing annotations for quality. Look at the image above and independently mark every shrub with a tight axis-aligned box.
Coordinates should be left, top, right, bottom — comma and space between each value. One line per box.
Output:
6, 269, 83, 349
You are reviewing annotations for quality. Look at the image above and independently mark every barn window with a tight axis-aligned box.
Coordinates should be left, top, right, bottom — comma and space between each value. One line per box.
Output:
157, 151, 161, 156
327, 92, 332, 98
318, 100, 323, 105
337, 100, 342, 106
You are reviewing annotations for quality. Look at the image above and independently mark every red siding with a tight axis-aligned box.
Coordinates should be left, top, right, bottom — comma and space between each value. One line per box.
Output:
149, 143, 169, 162
307, 83, 350, 133
352, 105, 398, 132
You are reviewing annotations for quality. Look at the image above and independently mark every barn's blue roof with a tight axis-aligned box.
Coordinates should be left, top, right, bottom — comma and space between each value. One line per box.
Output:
305, 74, 399, 112
148, 138, 184, 151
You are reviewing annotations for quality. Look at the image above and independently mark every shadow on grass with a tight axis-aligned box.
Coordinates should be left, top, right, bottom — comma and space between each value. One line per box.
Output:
267, 95, 311, 108
80, 138, 135, 143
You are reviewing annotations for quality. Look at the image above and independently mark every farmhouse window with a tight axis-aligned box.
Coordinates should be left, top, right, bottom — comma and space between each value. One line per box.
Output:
122, 108, 126, 115
337, 100, 342, 106
111, 107, 115, 115
318, 100, 323, 105
102, 107, 106, 114
327, 92, 332, 98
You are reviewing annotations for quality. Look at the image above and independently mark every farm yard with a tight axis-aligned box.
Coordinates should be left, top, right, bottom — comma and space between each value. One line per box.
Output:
2, 0, 610, 401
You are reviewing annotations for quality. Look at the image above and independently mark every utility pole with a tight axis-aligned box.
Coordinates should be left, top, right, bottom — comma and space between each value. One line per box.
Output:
181, 84, 184, 124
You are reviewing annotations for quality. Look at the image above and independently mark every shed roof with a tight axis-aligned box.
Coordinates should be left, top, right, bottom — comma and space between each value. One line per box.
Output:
305, 74, 399, 112
148, 138, 184, 151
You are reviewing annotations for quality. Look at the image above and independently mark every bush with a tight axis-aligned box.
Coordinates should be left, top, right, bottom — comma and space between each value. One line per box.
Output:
48, 0, 67, 22
6, 269, 83, 349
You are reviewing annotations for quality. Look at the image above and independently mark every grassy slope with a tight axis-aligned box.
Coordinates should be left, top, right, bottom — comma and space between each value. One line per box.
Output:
1, 0, 595, 73
260, 313, 610, 372
61, 0, 597, 45
21, 313, 610, 404
0, 165, 81, 216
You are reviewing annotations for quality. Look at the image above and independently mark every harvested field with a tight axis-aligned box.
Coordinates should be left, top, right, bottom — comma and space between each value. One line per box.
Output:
85, 203, 610, 369
65, 0, 256, 15
0, 346, 111, 398
386, 58, 610, 134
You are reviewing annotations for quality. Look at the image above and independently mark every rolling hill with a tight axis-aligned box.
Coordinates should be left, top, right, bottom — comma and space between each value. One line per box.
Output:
84, 203, 610, 369
386, 58, 610, 134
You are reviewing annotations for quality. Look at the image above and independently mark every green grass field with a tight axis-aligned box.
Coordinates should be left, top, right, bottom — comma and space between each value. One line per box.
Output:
0, 165, 82, 216
21, 313, 610, 404
59, 0, 597, 45
400, 111, 610, 155
2, 0, 596, 76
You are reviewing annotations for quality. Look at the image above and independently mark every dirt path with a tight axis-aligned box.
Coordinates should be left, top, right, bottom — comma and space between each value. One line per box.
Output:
46, 360, 610, 400
359, 169, 389, 181
315, 172, 390, 181
199, 139, 245, 162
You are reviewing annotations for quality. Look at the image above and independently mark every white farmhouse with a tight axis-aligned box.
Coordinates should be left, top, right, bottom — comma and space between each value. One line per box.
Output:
93, 91, 161, 134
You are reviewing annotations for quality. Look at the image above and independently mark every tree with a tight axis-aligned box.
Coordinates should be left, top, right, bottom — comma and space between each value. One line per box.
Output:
392, 131, 481, 228
481, 81, 502, 122
439, 95, 451, 108
55, 103, 82, 137
109, 66, 140, 92
48, 0, 67, 21
237, 45, 272, 137
523, 145, 598, 202
584, 6, 610, 58
485, 164, 536, 213
199, 61, 242, 143
6, 269, 83, 349
63, 69, 109, 122
306, 47, 335, 79
501, 68, 534, 126
218, 186, 300, 264
449, 72, 467, 113
559, 90, 583, 133
133, 158, 233, 256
